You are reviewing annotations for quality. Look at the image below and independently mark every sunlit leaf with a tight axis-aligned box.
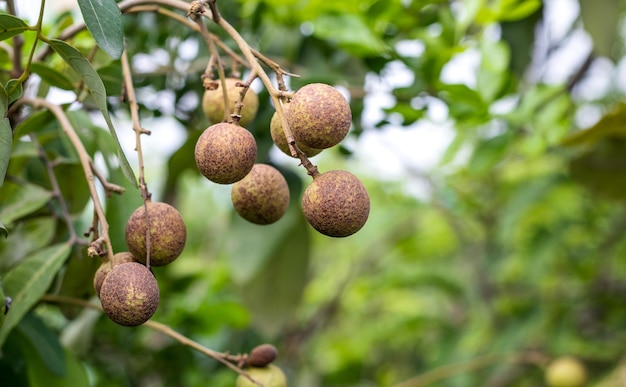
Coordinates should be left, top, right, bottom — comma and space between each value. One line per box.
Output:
0, 13, 28, 41
0, 243, 72, 347
48, 39, 137, 187
77, 0, 124, 59
562, 103, 626, 146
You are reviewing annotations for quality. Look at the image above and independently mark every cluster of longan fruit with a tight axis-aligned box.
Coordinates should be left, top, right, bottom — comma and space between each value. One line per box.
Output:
94, 201, 187, 327
195, 77, 371, 237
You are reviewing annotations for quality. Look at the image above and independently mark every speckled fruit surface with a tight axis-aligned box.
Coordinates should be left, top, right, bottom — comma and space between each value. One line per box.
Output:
99, 262, 159, 327
231, 164, 290, 225
125, 202, 186, 266
94, 252, 137, 297
270, 106, 322, 158
194, 122, 257, 184
302, 170, 370, 237
287, 83, 351, 149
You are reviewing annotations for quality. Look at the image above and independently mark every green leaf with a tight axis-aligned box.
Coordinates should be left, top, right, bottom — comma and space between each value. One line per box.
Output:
569, 138, 626, 201
0, 181, 53, 225
77, 0, 124, 59
579, 0, 622, 59
235, 211, 311, 336
0, 87, 11, 189
0, 217, 57, 274
468, 133, 513, 174
13, 109, 55, 139
0, 278, 5, 329
0, 14, 28, 41
0, 243, 72, 347
0, 219, 6, 239
16, 313, 65, 376
29, 63, 75, 91
5, 78, 23, 103
311, 13, 388, 56
48, 39, 137, 187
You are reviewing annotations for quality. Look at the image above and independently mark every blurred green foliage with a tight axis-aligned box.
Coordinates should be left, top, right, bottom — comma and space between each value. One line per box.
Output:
1, 0, 626, 386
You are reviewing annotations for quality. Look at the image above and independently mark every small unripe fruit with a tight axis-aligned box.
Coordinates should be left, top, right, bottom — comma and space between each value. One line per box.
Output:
287, 83, 351, 149
248, 344, 278, 367
195, 123, 257, 184
270, 107, 322, 158
99, 262, 159, 327
202, 78, 259, 127
94, 252, 137, 297
125, 202, 187, 266
236, 364, 287, 387
545, 357, 587, 387
302, 170, 370, 237
231, 164, 290, 225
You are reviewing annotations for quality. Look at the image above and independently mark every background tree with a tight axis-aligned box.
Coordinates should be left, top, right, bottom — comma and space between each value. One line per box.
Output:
1, 0, 626, 386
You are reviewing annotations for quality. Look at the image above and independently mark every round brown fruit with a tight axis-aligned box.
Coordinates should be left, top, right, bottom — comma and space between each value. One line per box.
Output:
195, 122, 257, 184
302, 170, 369, 237
231, 164, 290, 225
94, 252, 137, 297
270, 106, 322, 158
125, 202, 187, 266
545, 357, 587, 387
202, 78, 259, 127
235, 364, 287, 387
287, 83, 351, 149
99, 262, 159, 327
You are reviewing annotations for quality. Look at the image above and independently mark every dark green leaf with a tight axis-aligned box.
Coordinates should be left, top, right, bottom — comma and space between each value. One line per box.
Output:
77, 0, 124, 59
562, 103, 626, 146
5, 78, 23, 103
0, 278, 5, 329
13, 109, 55, 138
0, 87, 11, 188
0, 14, 28, 41
235, 210, 311, 337
29, 63, 75, 91
0, 243, 72, 347
569, 138, 626, 201
48, 39, 137, 187
16, 313, 65, 376
0, 181, 53, 225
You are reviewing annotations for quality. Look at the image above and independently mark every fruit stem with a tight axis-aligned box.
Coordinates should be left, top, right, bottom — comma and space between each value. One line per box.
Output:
121, 49, 153, 268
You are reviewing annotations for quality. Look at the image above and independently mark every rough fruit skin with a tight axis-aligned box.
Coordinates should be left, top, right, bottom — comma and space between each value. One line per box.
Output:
99, 262, 159, 327
125, 202, 187, 266
545, 357, 587, 387
302, 170, 370, 237
202, 78, 259, 127
195, 123, 257, 184
236, 364, 287, 387
287, 83, 351, 149
231, 164, 290, 225
270, 107, 322, 158
247, 344, 278, 367
94, 252, 137, 297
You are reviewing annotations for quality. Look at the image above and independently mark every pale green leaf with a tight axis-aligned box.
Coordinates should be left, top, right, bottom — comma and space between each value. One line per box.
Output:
48, 39, 137, 187
0, 243, 72, 347
77, 0, 124, 59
